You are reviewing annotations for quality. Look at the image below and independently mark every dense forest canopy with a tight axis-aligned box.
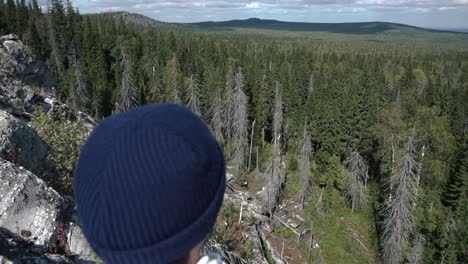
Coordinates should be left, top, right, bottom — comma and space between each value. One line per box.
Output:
1, 0, 467, 263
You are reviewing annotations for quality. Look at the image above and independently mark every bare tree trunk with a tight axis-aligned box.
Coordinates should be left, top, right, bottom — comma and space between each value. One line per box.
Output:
69, 41, 88, 111
186, 74, 202, 117
247, 119, 256, 171
344, 152, 369, 213
232, 68, 249, 175
300, 120, 313, 210
408, 234, 425, 264
238, 196, 244, 225
319, 187, 324, 203
224, 66, 235, 143
262, 128, 265, 148
256, 147, 259, 171
210, 87, 224, 144
273, 215, 300, 236
308, 220, 314, 263
171, 53, 181, 104
116, 47, 137, 113
308, 73, 314, 96
381, 130, 420, 264
265, 82, 284, 216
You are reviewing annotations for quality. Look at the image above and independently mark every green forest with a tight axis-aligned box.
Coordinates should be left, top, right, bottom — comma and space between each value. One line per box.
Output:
1, 0, 467, 263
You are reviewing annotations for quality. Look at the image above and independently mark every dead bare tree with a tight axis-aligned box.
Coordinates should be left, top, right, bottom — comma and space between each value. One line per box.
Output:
186, 74, 202, 117
300, 120, 314, 210
308, 219, 315, 263
116, 47, 137, 113
408, 234, 425, 264
344, 151, 369, 213
231, 67, 249, 175
210, 87, 224, 144
440, 213, 457, 264
224, 66, 235, 143
381, 131, 420, 264
308, 73, 315, 96
273, 82, 283, 143
265, 81, 284, 216
261, 127, 265, 148
417, 73, 428, 97
171, 53, 181, 104
248, 119, 256, 171
387, 79, 394, 92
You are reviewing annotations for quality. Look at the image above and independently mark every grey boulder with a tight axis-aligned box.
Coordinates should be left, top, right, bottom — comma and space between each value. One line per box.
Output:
0, 110, 54, 180
0, 159, 63, 246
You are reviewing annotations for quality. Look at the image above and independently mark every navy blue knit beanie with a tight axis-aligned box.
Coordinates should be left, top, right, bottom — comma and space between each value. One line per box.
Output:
74, 104, 226, 264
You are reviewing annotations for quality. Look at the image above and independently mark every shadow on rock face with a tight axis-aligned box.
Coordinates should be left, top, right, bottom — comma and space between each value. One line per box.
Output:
1, 227, 96, 264
0, 34, 55, 90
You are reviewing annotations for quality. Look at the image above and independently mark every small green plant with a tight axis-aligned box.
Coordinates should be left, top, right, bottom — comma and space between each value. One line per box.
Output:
287, 158, 298, 172
32, 108, 84, 194
91, 251, 103, 264
212, 202, 255, 260
272, 225, 296, 239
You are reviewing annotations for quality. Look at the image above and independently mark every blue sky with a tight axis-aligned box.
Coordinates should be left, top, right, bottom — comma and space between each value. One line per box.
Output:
54, 1, 468, 29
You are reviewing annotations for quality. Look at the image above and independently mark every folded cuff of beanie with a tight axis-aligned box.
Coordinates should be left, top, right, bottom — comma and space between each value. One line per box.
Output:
95, 171, 226, 264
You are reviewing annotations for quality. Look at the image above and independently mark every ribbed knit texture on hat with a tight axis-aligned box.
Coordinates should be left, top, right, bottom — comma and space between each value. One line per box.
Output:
74, 104, 226, 264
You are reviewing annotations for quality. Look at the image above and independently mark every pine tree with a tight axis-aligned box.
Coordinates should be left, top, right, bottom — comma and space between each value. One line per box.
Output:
0, 1, 5, 35
49, 0, 66, 53
47, 2, 64, 76
6, 0, 17, 34
444, 144, 468, 211
32, 0, 41, 13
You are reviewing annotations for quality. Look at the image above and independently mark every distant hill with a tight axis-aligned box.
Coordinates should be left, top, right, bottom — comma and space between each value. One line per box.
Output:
85, 12, 466, 36
86, 11, 176, 29
190, 17, 464, 35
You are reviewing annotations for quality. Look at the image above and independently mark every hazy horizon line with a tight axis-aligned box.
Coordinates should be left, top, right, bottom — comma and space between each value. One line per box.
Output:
84, 10, 468, 33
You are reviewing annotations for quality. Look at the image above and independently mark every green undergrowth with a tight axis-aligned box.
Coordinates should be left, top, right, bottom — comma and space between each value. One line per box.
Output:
211, 202, 255, 260
298, 187, 380, 264
278, 153, 380, 264
271, 224, 296, 240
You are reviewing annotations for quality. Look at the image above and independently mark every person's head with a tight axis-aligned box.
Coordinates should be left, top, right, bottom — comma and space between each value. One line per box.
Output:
74, 104, 226, 264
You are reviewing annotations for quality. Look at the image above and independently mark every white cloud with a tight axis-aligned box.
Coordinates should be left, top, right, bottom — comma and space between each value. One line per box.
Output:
245, 2, 260, 8
439, 6, 456, 10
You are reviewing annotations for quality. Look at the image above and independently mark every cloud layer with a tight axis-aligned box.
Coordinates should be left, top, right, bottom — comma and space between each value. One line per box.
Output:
44, 1, 468, 28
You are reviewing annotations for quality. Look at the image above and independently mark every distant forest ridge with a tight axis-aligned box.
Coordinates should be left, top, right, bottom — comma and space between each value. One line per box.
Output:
90, 12, 467, 35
